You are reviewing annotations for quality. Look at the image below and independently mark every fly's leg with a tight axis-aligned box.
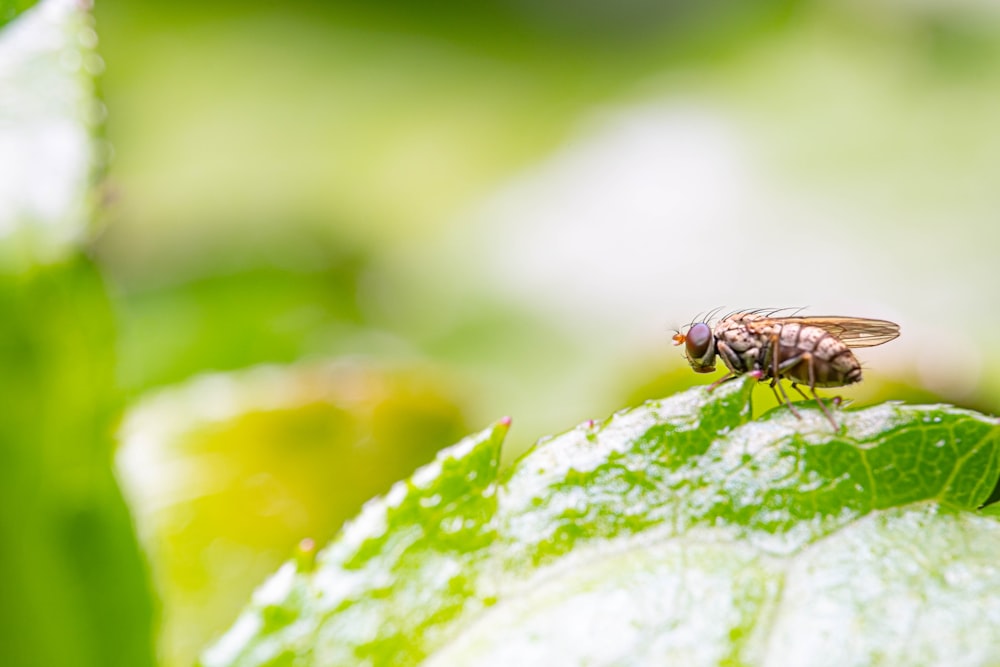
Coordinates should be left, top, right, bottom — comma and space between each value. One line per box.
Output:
768, 381, 802, 418
768, 335, 801, 419
792, 383, 846, 410
782, 355, 838, 429
803, 354, 838, 429
790, 383, 810, 401
707, 372, 736, 391
772, 375, 801, 419
708, 340, 751, 391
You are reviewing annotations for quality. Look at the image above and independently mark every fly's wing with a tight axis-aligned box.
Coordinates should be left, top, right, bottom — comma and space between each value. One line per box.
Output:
780, 316, 900, 348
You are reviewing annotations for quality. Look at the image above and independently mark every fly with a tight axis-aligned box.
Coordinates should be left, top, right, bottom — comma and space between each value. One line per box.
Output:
672, 310, 900, 427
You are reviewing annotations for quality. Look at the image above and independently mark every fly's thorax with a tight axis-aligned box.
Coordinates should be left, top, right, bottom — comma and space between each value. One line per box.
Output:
714, 318, 757, 352
714, 318, 768, 375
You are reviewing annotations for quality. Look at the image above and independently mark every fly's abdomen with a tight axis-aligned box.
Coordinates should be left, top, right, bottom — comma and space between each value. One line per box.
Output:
776, 324, 862, 387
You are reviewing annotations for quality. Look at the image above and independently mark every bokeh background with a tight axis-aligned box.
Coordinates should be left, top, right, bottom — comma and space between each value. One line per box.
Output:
82, 0, 1000, 664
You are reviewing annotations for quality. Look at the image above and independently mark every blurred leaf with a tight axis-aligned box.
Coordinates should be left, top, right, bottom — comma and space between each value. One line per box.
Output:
202, 377, 1000, 666
0, 258, 156, 667
0, 0, 102, 270
119, 361, 469, 667
0, 2, 155, 667
114, 257, 366, 393
0, 0, 35, 27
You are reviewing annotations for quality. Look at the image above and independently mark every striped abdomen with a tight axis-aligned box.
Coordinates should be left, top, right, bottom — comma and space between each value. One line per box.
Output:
774, 322, 861, 387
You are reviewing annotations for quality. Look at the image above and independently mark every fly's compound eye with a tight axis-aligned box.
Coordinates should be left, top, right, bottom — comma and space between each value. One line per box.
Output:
685, 322, 712, 360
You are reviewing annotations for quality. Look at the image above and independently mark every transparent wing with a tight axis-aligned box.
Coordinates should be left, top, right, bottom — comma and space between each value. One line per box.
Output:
775, 316, 900, 348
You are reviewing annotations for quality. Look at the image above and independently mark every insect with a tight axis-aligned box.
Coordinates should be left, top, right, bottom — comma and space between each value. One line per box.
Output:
672, 310, 900, 427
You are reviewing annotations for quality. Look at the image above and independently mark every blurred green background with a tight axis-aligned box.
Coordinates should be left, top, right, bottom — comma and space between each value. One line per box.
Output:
5, 0, 1000, 665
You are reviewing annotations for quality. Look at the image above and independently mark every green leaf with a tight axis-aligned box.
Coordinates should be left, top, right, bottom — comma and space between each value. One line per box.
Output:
0, 258, 156, 667
0, 2, 155, 667
115, 260, 367, 393
118, 361, 470, 667
0, 0, 36, 28
201, 378, 1000, 667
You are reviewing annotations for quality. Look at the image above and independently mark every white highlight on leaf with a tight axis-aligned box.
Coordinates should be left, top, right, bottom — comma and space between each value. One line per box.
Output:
0, 0, 96, 265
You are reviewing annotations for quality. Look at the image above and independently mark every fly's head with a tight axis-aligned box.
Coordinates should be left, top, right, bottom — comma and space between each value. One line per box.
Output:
672, 322, 717, 373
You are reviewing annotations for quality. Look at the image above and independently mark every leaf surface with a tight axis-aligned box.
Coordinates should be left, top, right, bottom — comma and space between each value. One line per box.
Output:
202, 378, 1000, 667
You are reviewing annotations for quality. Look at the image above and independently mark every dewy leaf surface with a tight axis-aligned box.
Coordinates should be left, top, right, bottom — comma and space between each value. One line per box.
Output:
201, 377, 1000, 667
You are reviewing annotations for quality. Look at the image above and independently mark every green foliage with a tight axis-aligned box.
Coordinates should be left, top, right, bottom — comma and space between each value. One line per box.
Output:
115, 259, 366, 393
120, 362, 470, 667
0, 2, 155, 666
202, 377, 1000, 667
0, 0, 35, 27
0, 260, 155, 667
